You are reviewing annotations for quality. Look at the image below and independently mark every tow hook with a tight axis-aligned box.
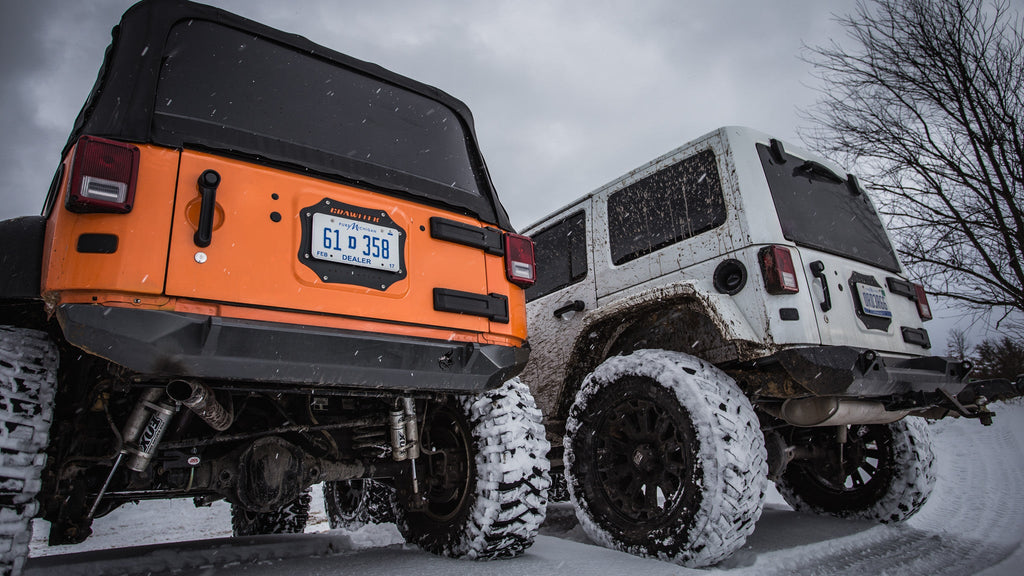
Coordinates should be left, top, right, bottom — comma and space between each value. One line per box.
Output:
939, 388, 994, 426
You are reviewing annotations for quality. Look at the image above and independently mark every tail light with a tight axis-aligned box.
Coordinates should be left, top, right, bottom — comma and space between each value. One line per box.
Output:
914, 283, 933, 320
759, 245, 799, 294
504, 233, 536, 288
66, 135, 139, 214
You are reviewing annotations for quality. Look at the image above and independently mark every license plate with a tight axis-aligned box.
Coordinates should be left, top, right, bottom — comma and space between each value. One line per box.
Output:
311, 212, 400, 272
856, 283, 892, 318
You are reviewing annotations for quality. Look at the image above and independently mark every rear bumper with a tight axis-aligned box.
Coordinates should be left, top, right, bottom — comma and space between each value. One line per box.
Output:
58, 304, 529, 393
775, 345, 971, 397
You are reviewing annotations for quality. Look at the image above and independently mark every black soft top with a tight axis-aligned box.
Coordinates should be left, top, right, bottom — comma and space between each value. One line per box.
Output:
66, 0, 512, 229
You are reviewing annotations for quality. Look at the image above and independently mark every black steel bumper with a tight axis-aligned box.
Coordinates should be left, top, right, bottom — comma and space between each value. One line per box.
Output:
57, 304, 529, 394
775, 346, 972, 397
956, 376, 1024, 405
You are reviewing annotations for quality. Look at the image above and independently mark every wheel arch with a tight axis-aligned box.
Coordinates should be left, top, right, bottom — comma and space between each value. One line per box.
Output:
555, 283, 769, 425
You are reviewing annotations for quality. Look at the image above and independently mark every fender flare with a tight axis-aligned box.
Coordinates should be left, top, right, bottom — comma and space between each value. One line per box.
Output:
0, 216, 46, 301
555, 280, 767, 422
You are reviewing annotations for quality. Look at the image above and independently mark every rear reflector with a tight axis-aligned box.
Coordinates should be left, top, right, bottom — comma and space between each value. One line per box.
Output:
759, 245, 799, 294
504, 233, 536, 288
914, 283, 933, 320
66, 135, 139, 214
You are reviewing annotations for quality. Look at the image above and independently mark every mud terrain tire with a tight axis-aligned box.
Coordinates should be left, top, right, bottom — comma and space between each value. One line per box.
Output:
231, 490, 312, 536
565, 349, 767, 567
548, 471, 569, 503
324, 479, 395, 530
394, 377, 550, 559
0, 326, 58, 576
775, 418, 936, 523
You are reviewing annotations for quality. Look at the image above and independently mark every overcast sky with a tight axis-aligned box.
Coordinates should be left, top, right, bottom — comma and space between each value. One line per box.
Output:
0, 0, 851, 226
1, 0, 1008, 345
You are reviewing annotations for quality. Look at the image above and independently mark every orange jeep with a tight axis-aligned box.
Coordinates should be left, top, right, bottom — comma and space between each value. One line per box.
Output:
0, 1, 548, 572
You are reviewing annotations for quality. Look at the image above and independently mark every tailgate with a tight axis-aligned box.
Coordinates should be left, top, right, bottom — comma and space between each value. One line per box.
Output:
796, 248, 930, 354
164, 151, 496, 336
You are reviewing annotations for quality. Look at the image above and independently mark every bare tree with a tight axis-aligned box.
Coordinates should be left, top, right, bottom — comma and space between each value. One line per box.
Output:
947, 327, 972, 362
802, 0, 1024, 335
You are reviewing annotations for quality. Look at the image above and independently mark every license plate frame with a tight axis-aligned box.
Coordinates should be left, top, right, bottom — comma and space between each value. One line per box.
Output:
855, 283, 892, 319
311, 212, 401, 273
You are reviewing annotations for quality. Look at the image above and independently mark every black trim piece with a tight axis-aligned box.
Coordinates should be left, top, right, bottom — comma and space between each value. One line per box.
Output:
798, 160, 845, 183
553, 300, 585, 318
847, 174, 864, 196
779, 308, 800, 321
0, 216, 45, 300
433, 288, 509, 324
769, 138, 787, 164
901, 327, 932, 349
76, 233, 119, 254
429, 217, 504, 255
886, 277, 917, 300
57, 304, 528, 393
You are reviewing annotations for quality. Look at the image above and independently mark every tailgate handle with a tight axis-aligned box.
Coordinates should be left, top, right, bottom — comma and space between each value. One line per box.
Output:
554, 300, 585, 318
809, 261, 832, 312
193, 170, 221, 248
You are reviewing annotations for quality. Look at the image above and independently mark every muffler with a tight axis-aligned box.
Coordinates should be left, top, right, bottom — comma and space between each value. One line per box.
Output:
167, 379, 233, 431
774, 397, 909, 427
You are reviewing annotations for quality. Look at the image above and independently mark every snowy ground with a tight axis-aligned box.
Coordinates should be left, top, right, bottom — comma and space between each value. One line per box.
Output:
24, 401, 1024, 575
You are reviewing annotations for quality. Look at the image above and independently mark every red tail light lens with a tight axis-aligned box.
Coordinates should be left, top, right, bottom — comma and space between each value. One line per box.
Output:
914, 283, 933, 320
504, 233, 536, 288
759, 245, 799, 294
66, 135, 139, 214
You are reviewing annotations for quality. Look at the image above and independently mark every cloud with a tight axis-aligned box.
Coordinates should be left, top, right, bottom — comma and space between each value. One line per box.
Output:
0, 0, 847, 225
0, 1, 135, 218
0, 0, 997, 348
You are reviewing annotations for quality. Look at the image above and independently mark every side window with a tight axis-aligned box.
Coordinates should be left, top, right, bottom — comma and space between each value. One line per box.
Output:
607, 149, 726, 265
525, 211, 588, 302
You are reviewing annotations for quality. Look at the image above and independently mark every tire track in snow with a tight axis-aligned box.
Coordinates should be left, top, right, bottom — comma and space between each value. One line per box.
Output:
735, 402, 1024, 576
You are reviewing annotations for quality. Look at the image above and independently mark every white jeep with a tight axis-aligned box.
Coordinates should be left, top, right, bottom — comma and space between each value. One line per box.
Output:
519, 126, 1022, 566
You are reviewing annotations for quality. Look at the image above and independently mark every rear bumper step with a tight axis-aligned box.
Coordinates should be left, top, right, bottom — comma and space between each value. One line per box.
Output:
57, 304, 528, 393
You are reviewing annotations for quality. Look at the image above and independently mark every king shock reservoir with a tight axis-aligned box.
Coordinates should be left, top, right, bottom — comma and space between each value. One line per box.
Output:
122, 388, 177, 472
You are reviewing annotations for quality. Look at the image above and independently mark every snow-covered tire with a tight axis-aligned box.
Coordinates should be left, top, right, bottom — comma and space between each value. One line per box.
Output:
323, 479, 395, 530
394, 377, 550, 559
565, 349, 767, 567
231, 490, 312, 537
548, 471, 569, 503
775, 418, 936, 523
0, 326, 58, 576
